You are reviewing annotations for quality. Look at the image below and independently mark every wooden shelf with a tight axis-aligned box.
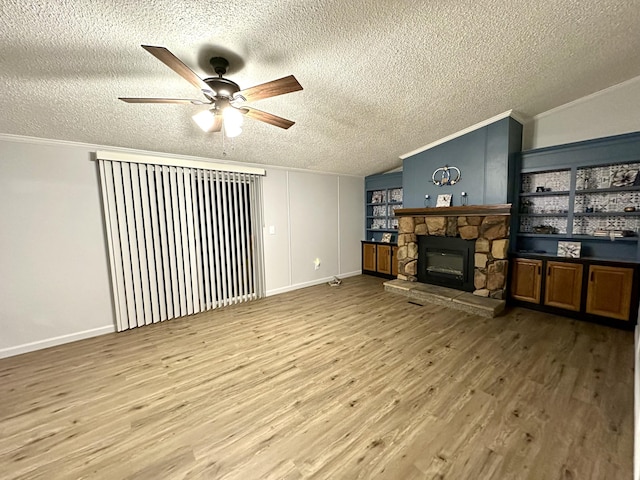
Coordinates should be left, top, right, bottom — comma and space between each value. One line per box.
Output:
519, 190, 570, 197
517, 233, 568, 238
575, 186, 640, 194
574, 211, 640, 217
517, 233, 638, 243
520, 213, 568, 217
573, 234, 638, 242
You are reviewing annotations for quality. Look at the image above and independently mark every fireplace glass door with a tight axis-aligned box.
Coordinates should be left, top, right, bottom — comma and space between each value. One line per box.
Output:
425, 251, 464, 279
418, 236, 475, 291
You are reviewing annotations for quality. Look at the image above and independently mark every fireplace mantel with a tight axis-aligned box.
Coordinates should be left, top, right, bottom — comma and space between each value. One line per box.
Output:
394, 204, 511, 217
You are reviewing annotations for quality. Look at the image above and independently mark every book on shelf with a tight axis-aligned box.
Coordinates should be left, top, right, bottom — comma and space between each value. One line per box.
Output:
592, 229, 636, 238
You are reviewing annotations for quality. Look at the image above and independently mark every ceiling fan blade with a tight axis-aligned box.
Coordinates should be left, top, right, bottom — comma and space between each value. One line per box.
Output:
141, 45, 210, 91
236, 75, 302, 103
242, 107, 295, 129
119, 97, 209, 105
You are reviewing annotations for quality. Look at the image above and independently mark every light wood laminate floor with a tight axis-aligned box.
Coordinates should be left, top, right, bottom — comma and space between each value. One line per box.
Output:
0, 275, 634, 479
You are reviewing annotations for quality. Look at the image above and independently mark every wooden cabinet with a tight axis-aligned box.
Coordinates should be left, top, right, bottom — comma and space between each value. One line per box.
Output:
586, 265, 634, 321
362, 241, 398, 279
544, 261, 583, 311
377, 245, 391, 275
510, 258, 542, 303
363, 243, 376, 272
510, 254, 638, 327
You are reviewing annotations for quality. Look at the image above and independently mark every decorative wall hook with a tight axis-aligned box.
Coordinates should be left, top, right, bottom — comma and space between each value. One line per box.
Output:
432, 165, 461, 186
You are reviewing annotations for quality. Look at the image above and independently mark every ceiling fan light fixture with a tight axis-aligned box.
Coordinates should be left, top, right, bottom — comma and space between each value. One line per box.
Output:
223, 107, 243, 129
224, 124, 242, 138
192, 109, 217, 132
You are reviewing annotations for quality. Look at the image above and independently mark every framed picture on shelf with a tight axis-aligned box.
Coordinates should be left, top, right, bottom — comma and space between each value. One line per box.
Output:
610, 169, 639, 187
557, 241, 581, 258
436, 194, 452, 207
381, 232, 392, 243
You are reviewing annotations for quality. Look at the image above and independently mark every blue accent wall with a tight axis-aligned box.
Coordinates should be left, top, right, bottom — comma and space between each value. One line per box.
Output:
402, 117, 523, 208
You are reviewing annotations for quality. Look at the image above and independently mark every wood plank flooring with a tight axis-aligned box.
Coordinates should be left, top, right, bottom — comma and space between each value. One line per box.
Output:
0, 275, 634, 479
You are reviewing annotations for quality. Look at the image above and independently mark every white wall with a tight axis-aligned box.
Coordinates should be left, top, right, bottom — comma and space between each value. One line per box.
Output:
0, 135, 364, 358
0, 141, 115, 356
524, 75, 640, 150
262, 169, 364, 295
339, 176, 365, 274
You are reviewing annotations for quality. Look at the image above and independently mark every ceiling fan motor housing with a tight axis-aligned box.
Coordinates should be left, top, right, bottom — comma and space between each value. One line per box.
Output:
202, 76, 241, 101
203, 57, 240, 102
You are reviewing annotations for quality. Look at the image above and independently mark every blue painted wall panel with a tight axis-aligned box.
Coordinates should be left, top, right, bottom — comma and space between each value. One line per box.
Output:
402, 117, 522, 208
403, 127, 488, 208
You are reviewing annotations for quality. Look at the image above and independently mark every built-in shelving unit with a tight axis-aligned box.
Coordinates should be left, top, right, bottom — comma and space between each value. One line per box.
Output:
509, 132, 640, 328
364, 173, 403, 243
512, 132, 640, 262
363, 171, 403, 278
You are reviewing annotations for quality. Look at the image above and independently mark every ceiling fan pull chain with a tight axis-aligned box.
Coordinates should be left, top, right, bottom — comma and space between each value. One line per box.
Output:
222, 125, 227, 156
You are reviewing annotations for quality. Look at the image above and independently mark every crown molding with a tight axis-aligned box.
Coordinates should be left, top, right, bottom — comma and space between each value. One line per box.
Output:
0, 133, 363, 178
400, 110, 527, 160
532, 74, 640, 121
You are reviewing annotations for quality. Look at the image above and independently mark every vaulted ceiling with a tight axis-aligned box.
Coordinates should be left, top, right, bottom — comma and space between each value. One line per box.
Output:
1, 0, 640, 176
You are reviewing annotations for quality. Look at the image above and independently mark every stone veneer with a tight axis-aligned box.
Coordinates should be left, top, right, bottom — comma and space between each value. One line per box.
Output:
395, 207, 511, 299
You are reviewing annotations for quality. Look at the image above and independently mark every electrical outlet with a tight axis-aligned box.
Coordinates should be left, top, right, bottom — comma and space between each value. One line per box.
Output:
314, 258, 321, 270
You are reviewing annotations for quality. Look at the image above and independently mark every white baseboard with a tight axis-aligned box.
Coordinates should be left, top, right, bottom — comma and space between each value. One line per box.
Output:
0, 325, 116, 359
266, 270, 362, 297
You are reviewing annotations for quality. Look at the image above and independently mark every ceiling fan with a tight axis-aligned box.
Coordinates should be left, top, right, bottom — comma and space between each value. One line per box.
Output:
119, 45, 303, 136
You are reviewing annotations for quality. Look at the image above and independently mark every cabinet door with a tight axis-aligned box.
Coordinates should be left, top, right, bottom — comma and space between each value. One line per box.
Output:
377, 245, 392, 275
510, 258, 542, 303
363, 243, 377, 272
391, 246, 398, 277
586, 265, 634, 321
544, 261, 583, 311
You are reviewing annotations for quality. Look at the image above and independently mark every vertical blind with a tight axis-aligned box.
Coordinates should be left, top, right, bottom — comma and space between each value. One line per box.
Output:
97, 151, 266, 332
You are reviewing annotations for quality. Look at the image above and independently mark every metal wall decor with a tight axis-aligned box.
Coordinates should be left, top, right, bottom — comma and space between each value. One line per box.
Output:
432, 165, 461, 186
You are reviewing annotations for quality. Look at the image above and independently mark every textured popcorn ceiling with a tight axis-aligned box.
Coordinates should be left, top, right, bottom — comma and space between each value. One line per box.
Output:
1, 0, 640, 176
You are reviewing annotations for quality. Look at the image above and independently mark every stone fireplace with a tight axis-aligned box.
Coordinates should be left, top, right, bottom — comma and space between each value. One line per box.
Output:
394, 204, 511, 299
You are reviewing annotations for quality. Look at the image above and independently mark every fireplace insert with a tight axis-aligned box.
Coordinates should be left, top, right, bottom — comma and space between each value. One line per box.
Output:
417, 236, 475, 291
